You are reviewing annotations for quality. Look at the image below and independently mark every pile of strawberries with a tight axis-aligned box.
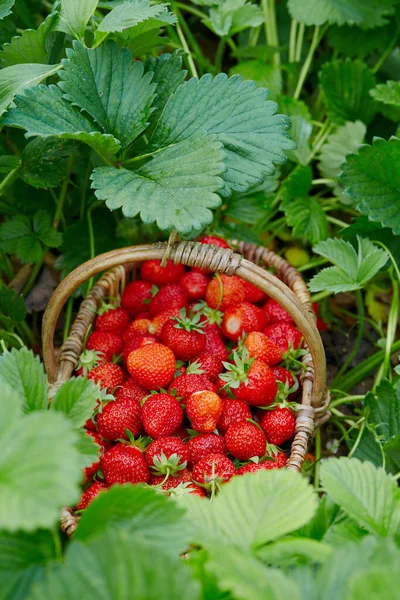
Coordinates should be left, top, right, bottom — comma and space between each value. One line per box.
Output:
75, 236, 314, 510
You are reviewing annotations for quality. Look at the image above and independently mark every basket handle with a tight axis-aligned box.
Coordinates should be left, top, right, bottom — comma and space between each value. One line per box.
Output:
43, 242, 326, 407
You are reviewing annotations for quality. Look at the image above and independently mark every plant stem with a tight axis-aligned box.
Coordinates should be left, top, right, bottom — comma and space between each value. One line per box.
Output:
295, 22, 305, 62
175, 20, 198, 78
312, 178, 336, 185
332, 289, 364, 386
54, 156, 75, 229
329, 395, 364, 409
262, 0, 280, 67
249, 25, 261, 47
297, 257, 329, 272
383, 270, 399, 380
289, 19, 297, 62
0, 168, 19, 197
215, 37, 226, 72
80, 161, 92, 220
314, 427, 321, 487
63, 296, 74, 342
327, 216, 349, 229
87, 208, 96, 293
294, 25, 325, 100
371, 33, 397, 74
175, 2, 207, 20
307, 122, 334, 162
174, 5, 207, 73
311, 289, 332, 302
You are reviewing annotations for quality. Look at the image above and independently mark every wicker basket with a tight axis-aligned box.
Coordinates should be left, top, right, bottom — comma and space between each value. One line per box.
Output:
42, 240, 330, 536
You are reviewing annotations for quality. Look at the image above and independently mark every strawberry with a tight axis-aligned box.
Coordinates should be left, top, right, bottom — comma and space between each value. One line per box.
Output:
263, 323, 303, 352
260, 406, 296, 445
199, 235, 230, 248
237, 462, 267, 475
237, 454, 286, 474
83, 431, 112, 482
148, 307, 181, 337
221, 302, 266, 342
122, 332, 157, 364
186, 390, 223, 433
116, 378, 148, 402
123, 318, 151, 336
187, 433, 226, 467
244, 331, 283, 366
160, 310, 206, 361
313, 302, 329, 332
220, 350, 277, 407
168, 373, 216, 404
87, 363, 125, 391
192, 453, 236, 488
145, 436, 189, 476
95, 305, 130, 335
242, 280, 266, 304
101, 443, 150, 485
188, 353, 223, 381
127, 343, 176, 389
141, 393, 183, 438
225, 421, 266, 460
86, 331, 123, 362
271, 367, 295, 389
263, 450, 287, 469
150, 468, 192, 490
149, 284, 187, 316
76, 349, 105, 377
180, 271, 209, 301
141, 259, 185, 286
169, 482, 207, 497
216, 399, 252, 434
203, 323, 228, 361
121, 280, 153, 317
97, 396, 142, 440
263, 298, 294, 325
205, 275, 246, 310
76, 481, 108, 510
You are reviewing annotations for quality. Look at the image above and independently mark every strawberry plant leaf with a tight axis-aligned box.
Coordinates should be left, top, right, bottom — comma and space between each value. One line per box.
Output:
277, 96, 312, 165
287, 0, 396, 28
0, 155, 21, 172
75, 430, 101, 470
205, 0, 264, 36
320, 457, 400, 536
328, 24, 392, 58
364, 379, 400, 442
339, 137, 400, 234
50, 377, 102, 429
229, 61, 282, 99
257, 536, 332, 567
282, 196, 328, 244
91, 135, 225, 234
58, 41, 156, 148
370, 80, 400, 107
97, 0, 176, 33
0, 211, 62, 263
0, 12, 58, 66
320, 60, 377, 125
0, 285, 26, 324
57, 0, 98, 40
281, 164, 313, 200
0, 347, 47, 412
0, 0, 15, 20
149, 73, 295, 196
20, 137, 81, 189
349, 567, 398, 600
341, 217, 400, 268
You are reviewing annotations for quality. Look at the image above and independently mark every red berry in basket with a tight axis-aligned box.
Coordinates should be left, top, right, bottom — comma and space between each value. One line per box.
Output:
160, 310, 206, 361
203, 323, 228, 362
200, 235, 230, 248
145, 436, 189, 473
83, 431, 112, 482
180, 271, 209, 300
272, 367, 295, 389
95, 305, 129, 335
264, 451, 287, 469
168, 373, 216, 404
225, 421, 266, 460
150, 468, 192, 490
260, 407, 296, 446
122, 332, 157, 364
192, 453, 236, 487
76, 481, 108, 510
127, 343, 175, 389
97, 397, 142, 441
125, 318, 151, 336
220, 351, 277, 407
116, 378, 148, 402
264, 323, 303, 352
187, 433, 226, 466
141, 259, 185, 287
242, 280, 266, 303
121, 280, 153, 317
206, 275, 246, 311
101, 443, 150, 485
189, 353, 223, 381
87, 363, 125, 391
149, 307, 181, 337
216, 399, 252, 434
221, 302, 266, 342
313, 302, 329, 332
186, 390, 223, 433
244, 331, 283, 366
141, 393, 183, 438
170, 483, 207, 497
86, 331, 122, 362
149, 284, 187, 316
263, 298, 294, 325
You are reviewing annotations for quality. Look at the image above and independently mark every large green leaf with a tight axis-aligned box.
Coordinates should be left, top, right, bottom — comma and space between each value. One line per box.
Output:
0, 211, 62, 264
349, 568, 399, 600
58, 41, 156, 148
98, 0, 175, 32
320, 60, 376, 125
287, 0, 396, 28
257, 537, 332, 567
0, 286, 26, 324
320, 457, 400, 536
0, 13, 58, 67
370, 80, 400, 107
50, 377, 101, 429
0, 0, 15, 20
277, 96, 312, 166
364, 379, 400, 441
28, 529, 200, 600
150, 73, 295, 195
282, 196, 328, 244
0, 62, 61, 117
339, 137, 400, 234
318, 121, 366, 180
328, 24, 392, 58
229, 62, 282, 99
20, 137, 81, 189
206, 0, 264, 36
57, 0, 98, 39
91, 135, 225, 235
0, 347, 47, 413
341, 217, 400, 267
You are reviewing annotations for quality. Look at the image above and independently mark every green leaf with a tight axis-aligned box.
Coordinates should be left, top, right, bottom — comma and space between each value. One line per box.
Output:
91, 135, 225, 235
28, 529, 200, 600
0, 286, 26, 323
309, 236, 389, 293
20, 137, 81, 189
0, 347, 47, 412
57, 0, 98, 39
281, 164, 313, 200
370, 80, 400, 107
287, 0, 396, 28
229, 61, 282, 99
277, 96, 312, 165
365, 379, 400, 441
318, 121, 366, 179
98, 0, 176, 32
341, 217, 400, 267
3, 85, 121, 159
75, 430, 100, 470
320, 60, 377, 125
0, 62, 61, 117
58, 41, 156, 148
206, 0, 264, 36
144, 51, 187, 128
0, 13, 58, 67
0, 530, 54, 600
320, 457, 400, 536
349, 568, 399, 600
0, 0, 15, 20
282, 196, 328, 244
339, 137, 400, 234
328, 24, 392, 58
51, 377, 101, 429
257, 537, 332, 567
150, 73, 295, 196
0, 155, 21, 172
225, 193, 270, 225
0, 216, 42, 263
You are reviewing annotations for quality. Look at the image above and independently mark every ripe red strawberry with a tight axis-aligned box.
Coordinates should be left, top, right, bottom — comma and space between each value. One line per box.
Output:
220, 351, 277, 406
205, 275, 246, 310
148, 307, 181, 337
150, 468, 192, 490
242, 280, 266, 303
169, 482, 207, 497
271, 367, 295, 388
264, 450, 287, 469
127, 343, 176, 389
192, 453, 236, 487
180, 271, 209, 301
122, 332, 157, 364
141, 259, 185, 286
87, 363, 125, 391
200, 235, 230, 248
95, 305, 130, 335
168, 373, 216, 404
145, 436, 189, 474
124, 318, 151, 336
263, 298, 294, 325
189, 353, 223, 381
76, 481, 108, 510
86, 331, 123, 362
160, 310, 206, 361
203, 323, 228, 361
149, 284, 187, 316
187, 433, 226, 467
237, 454, 287, 473
83, 431, 112, 482
313, 302, 329, 332
222, 302, 266, 342
263, 323, 303, 352
186, 390, 223, 433
116, 378, 148, 402
97, 397, 142, 440
216, 399, 252, 434
141, 393, 183, 438
101, 443, 150, 485
260, 407, 296, 445
225, 421, 266, 460
244, 331, 283, 366
237, 462, 267, 475
121, 280, 153, 317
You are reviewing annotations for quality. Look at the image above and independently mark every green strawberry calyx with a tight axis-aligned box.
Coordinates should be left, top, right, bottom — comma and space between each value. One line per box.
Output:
97, 298, 121, 315
77, 349, 103, 375
191, 300, 223, 326
186, 360, 206, 375
151, 451, 187, 476
220, 348, 254, 389
173, 308, 205, 333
